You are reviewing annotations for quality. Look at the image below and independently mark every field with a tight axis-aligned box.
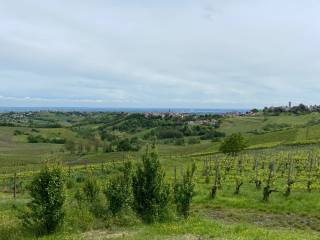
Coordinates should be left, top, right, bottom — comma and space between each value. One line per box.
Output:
1, 111, 320, 239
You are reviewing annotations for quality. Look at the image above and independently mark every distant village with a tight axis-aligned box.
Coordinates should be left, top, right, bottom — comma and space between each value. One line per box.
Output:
143, 109, 258, 127
263, 102, 320, 114
143, 109, 257, 118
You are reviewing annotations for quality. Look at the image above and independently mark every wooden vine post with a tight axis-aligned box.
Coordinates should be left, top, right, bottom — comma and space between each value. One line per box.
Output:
13, 172, 17, 200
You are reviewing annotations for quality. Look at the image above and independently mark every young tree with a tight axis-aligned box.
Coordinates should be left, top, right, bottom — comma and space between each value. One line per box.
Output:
174, 163, 196, 218
21, 165, 65, 235
132, 145, 170, 223
104, 161, 133, 215
82, 174, 100, 203
219, 133, 246, 156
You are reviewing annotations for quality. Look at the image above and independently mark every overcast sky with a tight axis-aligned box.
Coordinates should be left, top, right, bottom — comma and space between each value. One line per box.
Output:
0, 1, 319, 108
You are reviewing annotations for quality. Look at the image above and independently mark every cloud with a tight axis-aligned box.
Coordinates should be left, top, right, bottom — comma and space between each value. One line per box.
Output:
0, 0, 320, 108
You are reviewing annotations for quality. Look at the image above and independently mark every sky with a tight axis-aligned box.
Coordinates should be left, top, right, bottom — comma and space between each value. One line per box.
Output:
0, 0, 319, 109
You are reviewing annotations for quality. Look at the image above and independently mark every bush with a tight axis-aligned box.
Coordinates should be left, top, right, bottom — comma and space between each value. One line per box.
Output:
20, 165, 65, 235
82, 175, 100, 204
175, 138, 185, 145
117, 138, 131, 151
157, 128, 184, 139
116, 137, 142, 152
187, 137, 200, 145
27, 135, 65, 144
174, 163, 196, 218
66, 206, 94, 232
219, 133, 246, 156
104, 161, 133, 215
132, 145, 170, 223
199, 130, 225, 140
14, 129, 23, 135
27, 134, 45, 143
75, 175, 104, 217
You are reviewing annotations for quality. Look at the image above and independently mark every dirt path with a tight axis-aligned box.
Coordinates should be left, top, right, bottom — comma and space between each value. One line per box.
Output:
82, 230, 131, 239
203, 208, 320, 232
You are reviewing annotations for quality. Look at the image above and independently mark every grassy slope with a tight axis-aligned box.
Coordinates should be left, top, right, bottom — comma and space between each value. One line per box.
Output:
220, 112, 320, 147
2, 112, 320, 172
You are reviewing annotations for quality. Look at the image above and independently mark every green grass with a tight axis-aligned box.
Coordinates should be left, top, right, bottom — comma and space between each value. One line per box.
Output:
1, 210, 319, 240
2, 112, 320, 173
2, 112, 320, 239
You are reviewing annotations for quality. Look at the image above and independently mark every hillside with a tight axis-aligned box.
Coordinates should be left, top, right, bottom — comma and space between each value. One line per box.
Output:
1, 111, 320, 240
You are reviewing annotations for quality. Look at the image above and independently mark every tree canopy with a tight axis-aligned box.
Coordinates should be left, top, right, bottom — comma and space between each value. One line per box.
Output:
219, 133, 246, 156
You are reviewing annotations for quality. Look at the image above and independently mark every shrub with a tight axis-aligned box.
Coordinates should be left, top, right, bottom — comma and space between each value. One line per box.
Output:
82, 175, 100, 203
117, 138, 131, 151
20, 165, 65, 235
66, 206, 94, 232
14, 129, 23, 135
104, 161, 133, 215
175, 138, 185, 146
157, 128, 184, 139
116, 137, 142, 152
132, 145, 170, 223
27, 134, 45, 143
174, 163, 196, 218
219, 133, 246, 156
188, 137, 200, 145
199, 130, 225, 140
75, 175, 103, 217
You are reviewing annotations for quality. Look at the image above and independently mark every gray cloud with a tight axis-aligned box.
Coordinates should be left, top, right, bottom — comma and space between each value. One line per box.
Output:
0, 0, 319, 108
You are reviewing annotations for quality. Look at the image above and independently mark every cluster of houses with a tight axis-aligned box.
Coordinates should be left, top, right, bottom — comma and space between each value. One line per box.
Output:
0, 112, 33, 123
143, 111, 187, 118
142, 109, 258, 124
187, 119, 218, 127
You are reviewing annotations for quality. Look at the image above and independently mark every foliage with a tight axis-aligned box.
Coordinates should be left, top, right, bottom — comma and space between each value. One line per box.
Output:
20, 164, 65, 235
132, 145, 170, 223
174, 163, 196, 218
116, 137, 142, 151
188, 137, 201, 145
82, 174, 100, 203
104, 161, 133, 215
219, 133, 246, 155
157, 128, 184, 139
174, 138, 185, 146
27, 134, 66, 144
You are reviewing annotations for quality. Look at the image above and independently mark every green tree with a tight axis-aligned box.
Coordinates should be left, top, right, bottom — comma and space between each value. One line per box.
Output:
82, 175, 100, 203
132, 145, 170, 223
21, 165, 65, 235
219, 133, 246, 156
117, 138, 131, 151
104, 161, 133, 215
174, 163, 196, 218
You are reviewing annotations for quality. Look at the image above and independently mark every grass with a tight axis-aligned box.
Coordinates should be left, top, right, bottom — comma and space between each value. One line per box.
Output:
2, 112, 320, 173
2, 153, 320, 239
1, 112, 320, 239
1, 211, 319, 240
